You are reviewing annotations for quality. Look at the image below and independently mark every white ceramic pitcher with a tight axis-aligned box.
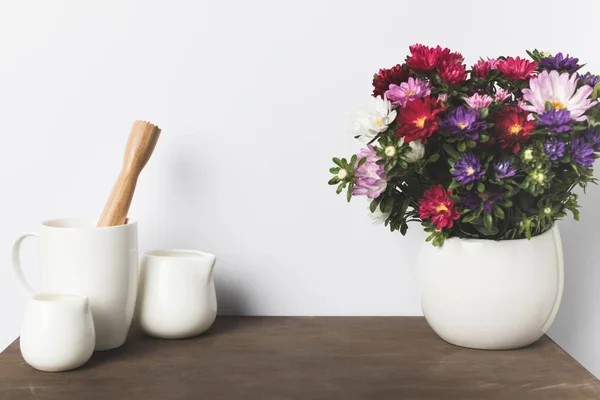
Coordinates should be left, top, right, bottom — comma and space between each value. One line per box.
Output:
12, 217, 138, 350
136, 249, 217, 339
20, 293, 95, 372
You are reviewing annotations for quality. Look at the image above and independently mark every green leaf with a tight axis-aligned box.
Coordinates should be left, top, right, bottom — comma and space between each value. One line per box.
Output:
457, 141, 467, 152
332, 157, 343, 167
357, 157, 367, 168
466, 182, 474, 191
479, 134, 489, 143
400, 199, 410, 215
336, 183, 345, 194
425, 232, 437, 242
473, 223, 499, 236
350, 154, 357, 166
466, 139, 477, 148
346, 183, 353, 202
462, 214, 479, 224
443, 144, 460, 159
369, 197, 382, 213
493, 204, 505, 219
380, 195, 394, 214
479, 108, 489, 120
329, 167, 339, 174
593, 82, 600, 100
328, 177, 340, 185
448, 180, 460, 190
477, 182, 485, 193
427, 153, 440, 163
400, 223, 408, 236
483, 213, 493, 230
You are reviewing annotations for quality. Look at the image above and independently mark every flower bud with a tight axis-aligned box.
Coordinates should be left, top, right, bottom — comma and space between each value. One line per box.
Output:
337, 169, 348, 180
384, 146, 397, 157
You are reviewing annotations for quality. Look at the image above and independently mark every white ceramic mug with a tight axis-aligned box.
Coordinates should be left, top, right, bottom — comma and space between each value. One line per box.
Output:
136, 250, 217, 339
20, 293, 95, 372
12, 217, 138, 350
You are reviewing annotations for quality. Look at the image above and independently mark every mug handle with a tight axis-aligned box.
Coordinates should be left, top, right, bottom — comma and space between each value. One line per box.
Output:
12, 232, 38, 298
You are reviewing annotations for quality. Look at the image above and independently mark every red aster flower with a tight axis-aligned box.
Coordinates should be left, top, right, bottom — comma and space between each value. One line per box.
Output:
491, 106, 535, 153
372, 64, 411, 98
407, 44, 442, 71
471, 60, 492, 80
437, 60, 467, 85
496, 57, 537, 80
438, 48, 464, 65
395, 96, 447, 143
418, 184, 460, 230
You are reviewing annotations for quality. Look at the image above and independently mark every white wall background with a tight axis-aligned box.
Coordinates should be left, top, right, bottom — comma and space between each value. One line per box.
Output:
1, 0, 599, 379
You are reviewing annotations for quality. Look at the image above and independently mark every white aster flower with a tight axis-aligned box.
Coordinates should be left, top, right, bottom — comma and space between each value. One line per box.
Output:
406, 139, 425, 163
350, 96, 397, 143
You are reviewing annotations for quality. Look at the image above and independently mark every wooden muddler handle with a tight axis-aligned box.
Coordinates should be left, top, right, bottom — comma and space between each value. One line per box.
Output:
97, 120, 161, 227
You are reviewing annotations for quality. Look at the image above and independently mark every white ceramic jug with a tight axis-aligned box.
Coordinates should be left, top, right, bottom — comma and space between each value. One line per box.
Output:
20, 293, 95, 372
12, 217, 138, 350
136, 249, 217, 339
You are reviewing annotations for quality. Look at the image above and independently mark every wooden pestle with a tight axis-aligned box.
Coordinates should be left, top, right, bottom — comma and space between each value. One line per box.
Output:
97, 120, 162, 227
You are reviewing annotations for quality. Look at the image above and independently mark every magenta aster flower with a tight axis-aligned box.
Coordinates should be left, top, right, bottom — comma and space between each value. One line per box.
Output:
464, 93, 493, 110
453, 153, 485, 184
385, 77, 432, 108
352, 146, 387, 199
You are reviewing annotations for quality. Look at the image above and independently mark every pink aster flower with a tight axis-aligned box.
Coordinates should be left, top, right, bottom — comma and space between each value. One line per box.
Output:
521, 70, 598, 121
385, 77, 432, 108
494, 88, 511, 102
352, 146, 387, 199
437, 93, 448, 103
464, 93, 493, 110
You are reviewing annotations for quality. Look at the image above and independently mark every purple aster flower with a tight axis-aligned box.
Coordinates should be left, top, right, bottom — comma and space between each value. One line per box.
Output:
462, 188, 504, 213
579, 72, 600, 87
352, 145, 387, 199
543, 138, 565, 161
569, 138, 595, 167
538, 108, 573, 133
491, 159, 516, 179
385, 77, 432, 108
439, 106, 487, 140
453, 153, 485, 184
584, 128, 600, 150
539, 53, 580, 73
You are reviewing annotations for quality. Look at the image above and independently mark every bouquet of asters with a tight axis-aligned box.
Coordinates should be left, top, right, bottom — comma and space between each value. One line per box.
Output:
328, 44, 600, 246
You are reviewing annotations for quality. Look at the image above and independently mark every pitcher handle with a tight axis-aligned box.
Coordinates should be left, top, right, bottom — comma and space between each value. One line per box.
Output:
11, 232, 38, 298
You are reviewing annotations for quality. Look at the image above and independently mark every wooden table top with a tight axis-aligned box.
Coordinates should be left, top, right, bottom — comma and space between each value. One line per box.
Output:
1, 317, 599, 399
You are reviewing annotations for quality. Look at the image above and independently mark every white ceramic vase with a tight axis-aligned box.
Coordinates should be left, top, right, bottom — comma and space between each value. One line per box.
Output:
417, 225, 564, 350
